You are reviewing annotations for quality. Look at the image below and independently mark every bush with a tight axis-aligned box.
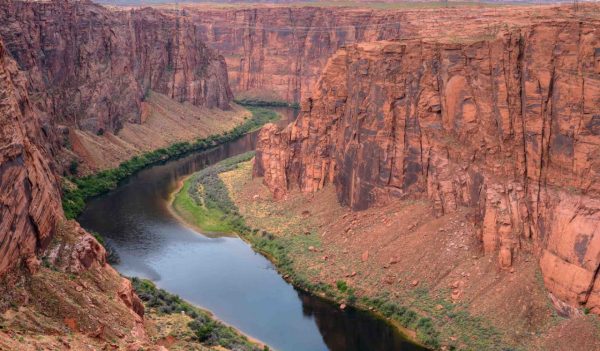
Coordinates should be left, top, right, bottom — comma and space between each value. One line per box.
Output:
336, 280, 348, 293
130, 278, 261, 350
69, 160, 79, 175
234, 98, 300, 109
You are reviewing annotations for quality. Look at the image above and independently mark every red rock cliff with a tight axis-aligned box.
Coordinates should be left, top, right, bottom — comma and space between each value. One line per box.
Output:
0, 34, 148, 347
0, 38, 62, 276
0, 0, 232, 134
187, 6, 411, 102
255, 22, 600, 314
184, 4, 576, 103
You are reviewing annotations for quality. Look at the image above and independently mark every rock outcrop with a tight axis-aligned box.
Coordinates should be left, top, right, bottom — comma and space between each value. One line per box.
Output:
255, 21, 600, 314
0, 38, 62, 277
0, 30, 149, 347
0, 0, 232, 134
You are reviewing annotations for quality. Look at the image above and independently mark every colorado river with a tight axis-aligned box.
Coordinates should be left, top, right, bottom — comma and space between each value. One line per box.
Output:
78, 107, 426, 351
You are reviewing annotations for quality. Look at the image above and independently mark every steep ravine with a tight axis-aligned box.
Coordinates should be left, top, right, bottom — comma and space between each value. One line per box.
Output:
255, 20, 600, 319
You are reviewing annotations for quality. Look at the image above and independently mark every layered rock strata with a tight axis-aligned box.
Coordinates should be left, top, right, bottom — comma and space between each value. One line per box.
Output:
182, 4, 584, 103
255, 22, 600, 314
0, 0, 232, 134
0, 39, 62, 276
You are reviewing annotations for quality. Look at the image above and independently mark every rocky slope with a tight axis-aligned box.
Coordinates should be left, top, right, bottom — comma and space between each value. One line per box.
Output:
0, 32, 150, 348
0, 0, 232, 135
0, 2, 254, 349
255, 20, 600, 316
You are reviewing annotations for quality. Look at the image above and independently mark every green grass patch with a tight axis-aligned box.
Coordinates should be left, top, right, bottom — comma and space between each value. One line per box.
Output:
61, 107, 279, 219
131, 278, 261, 351
173, 152, 256, 234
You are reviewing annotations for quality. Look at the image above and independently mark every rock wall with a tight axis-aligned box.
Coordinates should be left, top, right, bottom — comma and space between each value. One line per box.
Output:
188, 7, 411, 102
184, 4, 577, 103
0, 0, 232, 134
0, 38, 62, 276
255, 22, 600, 314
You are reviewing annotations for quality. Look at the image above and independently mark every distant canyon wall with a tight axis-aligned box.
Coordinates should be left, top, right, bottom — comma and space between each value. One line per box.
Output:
184, 4, 573, 103
187, 7, 411, 102
0, 0, 232, 134
255, 21, 600, 314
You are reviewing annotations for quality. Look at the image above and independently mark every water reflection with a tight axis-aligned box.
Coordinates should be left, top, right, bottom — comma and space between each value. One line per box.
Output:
78, 107, 426, 351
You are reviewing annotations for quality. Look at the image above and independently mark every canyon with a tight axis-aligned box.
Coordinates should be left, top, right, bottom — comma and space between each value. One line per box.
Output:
1, 0, 600, 350
254, 3, 600, 324
0, 1, 259, 350
0, 0, 238, 172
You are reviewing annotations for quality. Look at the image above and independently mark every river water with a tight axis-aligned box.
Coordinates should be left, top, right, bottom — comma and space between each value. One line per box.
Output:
78, 107, 426, 351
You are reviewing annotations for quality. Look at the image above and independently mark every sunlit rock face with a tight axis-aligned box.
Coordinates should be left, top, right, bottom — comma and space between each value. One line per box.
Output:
255, 21, 600, 315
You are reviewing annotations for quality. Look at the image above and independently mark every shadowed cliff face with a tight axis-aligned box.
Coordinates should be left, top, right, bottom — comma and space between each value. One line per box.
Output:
0, 0, 236, 275
0, 39, 62, 276
0, 0, 232, 134
255, 22, 600, 315
0, 36, 149, 350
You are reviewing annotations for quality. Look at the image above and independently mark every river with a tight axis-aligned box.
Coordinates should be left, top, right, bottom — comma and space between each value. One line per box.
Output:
78, 107, 426, 351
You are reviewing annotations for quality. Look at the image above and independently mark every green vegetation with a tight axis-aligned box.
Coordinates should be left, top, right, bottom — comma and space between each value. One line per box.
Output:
235, 98, 300, 109
174, 153, 443, 349
131, 278, 261, 351
69, 160, 79, 175
177, 152, 510, 350
61, 107, 279, 219
173, 152, 256, 233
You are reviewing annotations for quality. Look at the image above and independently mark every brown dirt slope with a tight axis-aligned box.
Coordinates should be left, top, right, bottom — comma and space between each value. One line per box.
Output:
69, 92, 250, 172
223, 160, 600, 351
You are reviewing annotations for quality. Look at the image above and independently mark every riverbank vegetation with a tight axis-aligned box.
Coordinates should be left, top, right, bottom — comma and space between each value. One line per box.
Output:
61, 107, 279, 219
171, 155, 442, 349
235, 98, 300, 109
172, 152, 255, 233
131, 278, 264, 351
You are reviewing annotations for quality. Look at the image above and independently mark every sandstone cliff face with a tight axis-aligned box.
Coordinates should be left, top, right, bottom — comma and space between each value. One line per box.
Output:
0, 39, 62, 276
185, 4, 576, 103
0, 0, 232, 134
188, 7, 410, 102
255, 22, 600, 314
0, 34, 147, 346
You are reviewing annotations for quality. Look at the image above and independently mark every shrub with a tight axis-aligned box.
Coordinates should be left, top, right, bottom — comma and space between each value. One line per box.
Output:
130, 278, 261, 350
336, 280, 348, 293
69, 160, 79, 175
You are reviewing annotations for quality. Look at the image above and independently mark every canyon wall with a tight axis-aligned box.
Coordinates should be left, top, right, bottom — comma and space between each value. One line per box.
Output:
0, 38, 62, 277
0, 0, 232, 134
255, 21, 600, 314
187, 7, 411, 102
182, 4, 573, 103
